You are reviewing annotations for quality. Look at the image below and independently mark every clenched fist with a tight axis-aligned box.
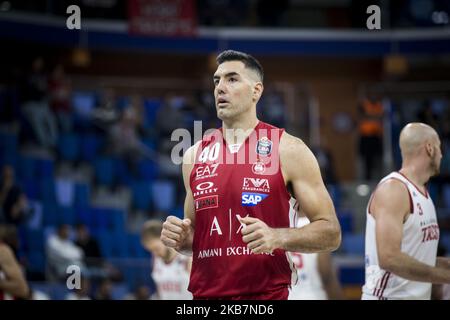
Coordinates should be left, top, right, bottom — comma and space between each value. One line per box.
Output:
160, 216, 193, 252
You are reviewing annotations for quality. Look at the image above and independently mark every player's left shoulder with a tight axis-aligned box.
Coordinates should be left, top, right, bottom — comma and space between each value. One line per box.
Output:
279, 131, 312, 159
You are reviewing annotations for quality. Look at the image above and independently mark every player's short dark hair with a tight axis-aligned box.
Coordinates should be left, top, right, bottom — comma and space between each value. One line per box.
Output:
216, 50, 264, 82
141, 219, 163, 241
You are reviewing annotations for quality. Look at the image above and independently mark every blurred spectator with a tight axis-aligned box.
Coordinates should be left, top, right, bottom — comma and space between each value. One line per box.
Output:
48, 64, 72, 133
46, 224, 85, 281
357, 92, 384, 180
20, 56, 58, 148
91, 88, 120, 130
259, 90, 286, 128
65, 276, 91, 300
312, 139, 338, 185
30, 289, 51, 300
288, 199, 344, 300
155, 94, 186, 141
141, 220, 192, 300
74, 224, 101, 268
0, 165, 31, 226
124, 285, 152, 300
108, 107, 142, 158
74, 223, 121, 281
417, 102, 439, 132
94, 278, 113, 300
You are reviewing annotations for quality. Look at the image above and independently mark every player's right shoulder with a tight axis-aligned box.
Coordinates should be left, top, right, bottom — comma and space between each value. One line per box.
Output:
375, 178, 409, 199
0, 243, 14, 261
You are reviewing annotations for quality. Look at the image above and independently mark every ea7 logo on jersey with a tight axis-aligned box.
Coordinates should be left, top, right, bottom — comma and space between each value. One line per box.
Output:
242, 178, 270, 193
195, 163, 219, 180
241, 193, 268, 206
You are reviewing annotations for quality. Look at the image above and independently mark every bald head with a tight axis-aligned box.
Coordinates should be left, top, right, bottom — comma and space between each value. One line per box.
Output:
399, 123, 439, 158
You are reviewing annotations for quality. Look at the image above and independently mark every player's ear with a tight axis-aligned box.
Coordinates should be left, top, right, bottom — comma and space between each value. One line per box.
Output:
253, 82, 264, 103
426, 142, 434, 157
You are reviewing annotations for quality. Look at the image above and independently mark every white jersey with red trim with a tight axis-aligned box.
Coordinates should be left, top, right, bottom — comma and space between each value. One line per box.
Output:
288, 217, 327, 300
152, 254, 192, 300
362, 172, 439, 300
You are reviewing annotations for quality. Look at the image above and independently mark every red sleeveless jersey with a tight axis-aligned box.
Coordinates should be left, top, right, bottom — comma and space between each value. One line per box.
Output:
188, 121, 296, 299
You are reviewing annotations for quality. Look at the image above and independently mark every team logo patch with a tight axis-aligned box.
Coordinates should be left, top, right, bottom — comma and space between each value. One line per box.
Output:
256, 137, 272, 156
252, 161, 266, 175
195, 195, 218, 211
241, 192, 268, 206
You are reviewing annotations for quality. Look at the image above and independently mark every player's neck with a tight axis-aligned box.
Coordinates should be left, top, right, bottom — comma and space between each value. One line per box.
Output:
399, 164, 430, 189
222, 115, 259, 145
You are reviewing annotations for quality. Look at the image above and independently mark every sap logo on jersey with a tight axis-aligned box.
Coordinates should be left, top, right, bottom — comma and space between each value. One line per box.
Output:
193, 182, 218, 197
241, 192, 268, 206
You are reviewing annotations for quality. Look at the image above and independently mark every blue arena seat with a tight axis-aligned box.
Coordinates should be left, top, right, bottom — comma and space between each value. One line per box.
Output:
39, 178, 56, 204
23, 178, 39, 200
338, 210, 355, 234
59, 206, 76, 225
138, 159, 158, 180
27, 252, 46, 274
94, 157, 115, 186
37, 158, 54, 179
443, 184, 450, 209
18, 155, 37, 180
74, 183, 90, 209
58, 133, 80, 161
131, 181, 151, 211
342, 233, 365, 255
143, 98, 163, 127
80, 133, 102, 162
114, 158, 132, 185
25, 228, 45, 252
42, 201, 59, 226
339, 266, 365, 285
440, 232, 450, 254
151, 180, 175, 212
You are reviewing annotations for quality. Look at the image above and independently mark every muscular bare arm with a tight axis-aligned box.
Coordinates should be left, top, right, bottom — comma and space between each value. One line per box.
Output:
0, 245, 29, 298
241, 133, 341, 254
160, 142, 199, 256
372, 180, 450, 283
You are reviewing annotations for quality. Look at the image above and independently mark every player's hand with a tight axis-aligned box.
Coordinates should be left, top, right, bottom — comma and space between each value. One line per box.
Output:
161, 216, 192, 250
239, 216, 280, 254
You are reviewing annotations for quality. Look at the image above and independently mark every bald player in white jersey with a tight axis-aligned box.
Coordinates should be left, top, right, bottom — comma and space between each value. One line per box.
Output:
362, 123, 450, 300
141, 220, 192, 300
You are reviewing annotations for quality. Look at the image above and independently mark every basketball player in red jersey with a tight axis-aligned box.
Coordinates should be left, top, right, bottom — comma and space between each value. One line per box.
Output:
161, 50, 341, 299
0, 225, 30, 300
